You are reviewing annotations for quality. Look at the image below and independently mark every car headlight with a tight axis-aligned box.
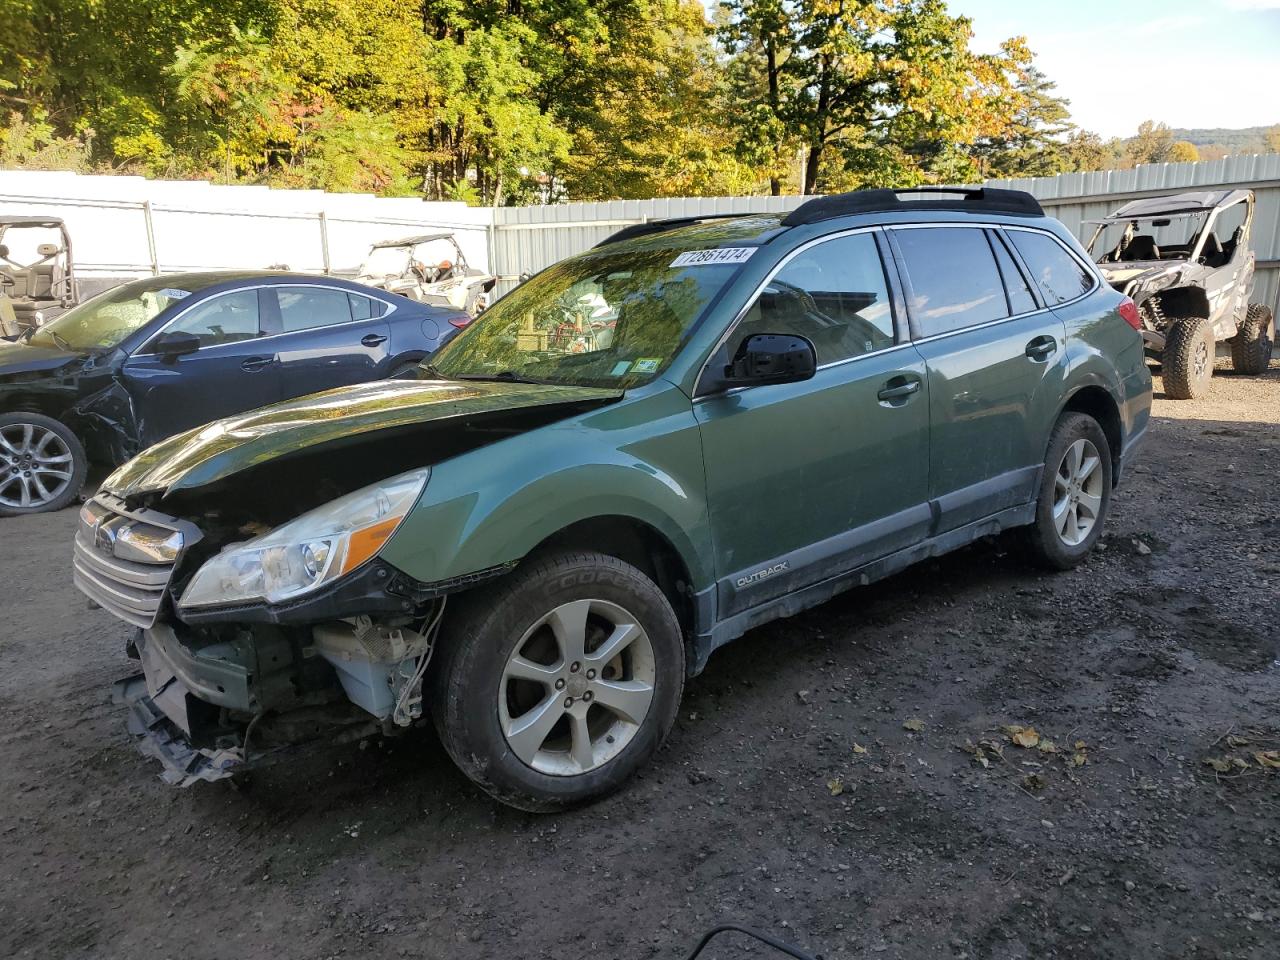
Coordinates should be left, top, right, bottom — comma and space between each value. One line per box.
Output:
180, 468, 429, 608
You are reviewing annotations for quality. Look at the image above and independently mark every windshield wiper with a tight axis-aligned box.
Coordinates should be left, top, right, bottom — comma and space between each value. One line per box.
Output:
453, 370, 548, 385
47, 330, 73, 351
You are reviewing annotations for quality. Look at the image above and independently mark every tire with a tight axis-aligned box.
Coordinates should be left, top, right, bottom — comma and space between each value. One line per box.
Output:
1162, 315, 1215, 399
1230, 303, 1274, 375
0, 412, 87, 517
1021, 412, 1113, 571
430, 550, 685, 811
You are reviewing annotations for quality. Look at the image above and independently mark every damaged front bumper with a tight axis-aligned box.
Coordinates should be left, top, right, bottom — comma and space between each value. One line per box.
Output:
113, 622, 393, 787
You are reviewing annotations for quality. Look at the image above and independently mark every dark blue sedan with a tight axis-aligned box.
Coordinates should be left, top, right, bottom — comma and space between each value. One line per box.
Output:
0, 271, 470, 515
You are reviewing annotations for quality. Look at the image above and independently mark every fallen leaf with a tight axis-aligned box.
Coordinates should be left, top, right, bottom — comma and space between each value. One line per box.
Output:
853, 742, 868, 755
827, 778, 844, 796
1070, 752, 1088, 767
976, 754, 989, 769
1203, 757, 1232, 773
1074, 740, 1087, 750
1254, 751, 1280, 770
1022, 773, 1046, 791
1231, 757, 1250, 770
1038, 739, 1058, 754
1226, 735, 1251, 748
1010, 727, 1040, 749
903, 718, 925, 732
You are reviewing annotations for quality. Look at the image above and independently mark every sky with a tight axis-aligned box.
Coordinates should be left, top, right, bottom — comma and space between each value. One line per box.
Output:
955, 0, 1280, 137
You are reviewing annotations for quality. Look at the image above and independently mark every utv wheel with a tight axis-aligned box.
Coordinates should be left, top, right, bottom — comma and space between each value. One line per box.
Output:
430, 550, 685, 811
1230, 304, 1274, 375
1162, 315, 1215, 399
0, 413, 86, 516
1022, 412, 1113, 571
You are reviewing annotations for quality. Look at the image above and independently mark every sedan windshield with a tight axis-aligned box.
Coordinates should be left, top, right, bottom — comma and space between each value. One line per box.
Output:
429, 238, 759, 388
27, 275, 229, 351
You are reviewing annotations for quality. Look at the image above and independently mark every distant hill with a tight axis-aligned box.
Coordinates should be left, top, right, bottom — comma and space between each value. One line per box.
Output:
1166, 125, 1276, 154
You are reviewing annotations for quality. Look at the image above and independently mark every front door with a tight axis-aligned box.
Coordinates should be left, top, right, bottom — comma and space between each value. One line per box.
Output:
266, 285, 392, 399
120, 287, 280, 448
890, 226, 1071, 533
694, 230, 931, 619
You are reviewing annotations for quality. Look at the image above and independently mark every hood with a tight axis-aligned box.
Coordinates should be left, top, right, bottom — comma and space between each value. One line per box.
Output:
104, 378, 623, 499
0, 339, 89, 381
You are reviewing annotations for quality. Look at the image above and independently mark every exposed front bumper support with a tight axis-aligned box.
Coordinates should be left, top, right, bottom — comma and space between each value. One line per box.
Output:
113, 672, 245, 786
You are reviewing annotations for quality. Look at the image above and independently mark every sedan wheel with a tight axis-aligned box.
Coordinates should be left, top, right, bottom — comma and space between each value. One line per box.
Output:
0, 418, 82, 513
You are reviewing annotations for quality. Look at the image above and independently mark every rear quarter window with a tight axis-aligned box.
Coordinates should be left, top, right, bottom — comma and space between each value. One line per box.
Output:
1006, 230, 1095, 305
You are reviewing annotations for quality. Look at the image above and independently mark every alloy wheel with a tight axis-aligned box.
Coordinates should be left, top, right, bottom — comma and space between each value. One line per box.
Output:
1194, 339, 1209, 380
498, 598, 656, 777
1052, 437, 1104, 546
0, 422, 75, 509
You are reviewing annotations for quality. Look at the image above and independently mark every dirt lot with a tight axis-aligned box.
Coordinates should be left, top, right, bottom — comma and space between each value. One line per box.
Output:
2, 362, 1278, 960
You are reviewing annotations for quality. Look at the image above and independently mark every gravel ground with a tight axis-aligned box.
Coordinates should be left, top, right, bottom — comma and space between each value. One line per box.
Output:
1, 360, 1277, 960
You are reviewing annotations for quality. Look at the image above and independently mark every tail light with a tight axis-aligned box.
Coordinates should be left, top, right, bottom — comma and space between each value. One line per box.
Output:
1117, 298, 1142, 331
448, 315, 472, 330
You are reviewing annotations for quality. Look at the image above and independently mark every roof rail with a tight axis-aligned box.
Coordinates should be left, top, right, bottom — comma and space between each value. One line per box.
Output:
594, 213, 762, 248
781, 187, 1044, 226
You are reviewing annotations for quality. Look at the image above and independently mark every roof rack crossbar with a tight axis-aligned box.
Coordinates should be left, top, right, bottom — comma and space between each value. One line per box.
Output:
781, 186, 1043, 226
594, 213, 764, 248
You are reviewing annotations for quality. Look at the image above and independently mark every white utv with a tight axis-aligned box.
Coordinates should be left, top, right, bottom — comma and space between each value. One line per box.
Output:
354, 233, 497, 317
1087, 189, 1274, 399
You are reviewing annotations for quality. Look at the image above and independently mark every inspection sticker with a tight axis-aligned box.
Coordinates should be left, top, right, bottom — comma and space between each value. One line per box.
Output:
669, 247, 756, 268
158, 288, 191, 300
632, 358, 662, 373
610, 360, 634, 376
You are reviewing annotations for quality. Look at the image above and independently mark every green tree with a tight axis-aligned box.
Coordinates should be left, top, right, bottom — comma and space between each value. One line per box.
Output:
971, 66, 1074, 179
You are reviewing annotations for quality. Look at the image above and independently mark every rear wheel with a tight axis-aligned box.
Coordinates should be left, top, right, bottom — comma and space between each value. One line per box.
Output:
430, 550, 684, 811
1230, 303, 1274, 375
1022, 412, 1112, 570
1162, 315, 1214, 399
0, 413, 87, 516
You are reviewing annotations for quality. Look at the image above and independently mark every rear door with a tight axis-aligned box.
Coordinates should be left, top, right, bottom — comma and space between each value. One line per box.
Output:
120, 287, 280, 447
889, 225, 1069, 534
265, 285, 393, 399
694, 230, 932, 618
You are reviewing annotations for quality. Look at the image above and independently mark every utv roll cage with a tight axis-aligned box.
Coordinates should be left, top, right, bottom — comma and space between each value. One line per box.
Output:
0, 217, 79, 332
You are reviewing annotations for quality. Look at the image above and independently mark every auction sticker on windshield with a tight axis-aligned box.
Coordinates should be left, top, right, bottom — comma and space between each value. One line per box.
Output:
669, 248, 756, 267
157, 288, 191, 300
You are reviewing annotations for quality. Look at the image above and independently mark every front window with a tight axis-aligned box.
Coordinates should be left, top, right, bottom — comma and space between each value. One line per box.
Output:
429, 236, 761, 388
1088, 213, 1207, 264
26, 275, 230, 351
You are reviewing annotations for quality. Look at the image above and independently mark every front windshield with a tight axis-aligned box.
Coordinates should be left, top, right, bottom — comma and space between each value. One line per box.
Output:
361, 245, 412, 277
1090, 212, 1206, 263
27, 275, 225, 351
429, 241, 755, 389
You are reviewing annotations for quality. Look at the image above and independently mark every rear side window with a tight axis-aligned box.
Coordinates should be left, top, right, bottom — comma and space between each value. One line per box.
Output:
893, 227, 1007, 337
277, 287, 355, 332
1006, 230, 1094, 305
349, 293, 388, 321
990, 231, 1038, 315
733, 232, 895, 364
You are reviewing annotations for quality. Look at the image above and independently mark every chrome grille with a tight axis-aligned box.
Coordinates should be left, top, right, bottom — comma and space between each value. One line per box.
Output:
72, 494, 197, 628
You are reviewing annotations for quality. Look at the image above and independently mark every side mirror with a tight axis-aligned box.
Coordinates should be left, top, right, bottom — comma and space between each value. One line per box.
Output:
724, 333, 817, 387
151, 330, 200, 361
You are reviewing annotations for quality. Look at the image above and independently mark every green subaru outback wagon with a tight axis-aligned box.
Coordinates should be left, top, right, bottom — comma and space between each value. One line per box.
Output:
76, 188, 1151, 809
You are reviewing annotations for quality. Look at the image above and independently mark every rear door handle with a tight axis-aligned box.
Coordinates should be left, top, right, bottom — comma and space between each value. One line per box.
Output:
241, 356, 273, 372
361, 333, 388, 347
1025, 335, 1057, 362
877, 376, 921, 406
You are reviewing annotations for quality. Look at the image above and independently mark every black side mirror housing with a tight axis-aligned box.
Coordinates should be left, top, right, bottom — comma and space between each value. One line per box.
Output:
723, 333, 817, 387
151, 331, 201, 361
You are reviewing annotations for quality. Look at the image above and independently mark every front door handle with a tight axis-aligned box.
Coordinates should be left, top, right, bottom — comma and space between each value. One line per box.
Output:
877, 376, 921, 406
241, 356, 273, 372
361, 333, 388, 347
1025, 335, 1057, 362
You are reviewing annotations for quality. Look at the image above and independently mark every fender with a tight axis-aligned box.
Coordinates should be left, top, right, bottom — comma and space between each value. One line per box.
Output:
379, 384, 715, 593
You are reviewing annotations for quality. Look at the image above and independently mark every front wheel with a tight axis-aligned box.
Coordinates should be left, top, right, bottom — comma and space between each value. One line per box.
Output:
1021, 412, 1113, 570
1230, 303, 1274, 375
430, 551, 685, 811
1162, 315, 1214, 399
0, 413, 87, 516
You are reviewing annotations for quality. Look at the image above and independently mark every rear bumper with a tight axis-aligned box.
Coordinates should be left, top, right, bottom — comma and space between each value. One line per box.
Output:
1116, 422, 1148, 486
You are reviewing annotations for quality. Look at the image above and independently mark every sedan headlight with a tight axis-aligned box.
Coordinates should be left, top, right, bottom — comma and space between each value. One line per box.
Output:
180, 468, 429, 608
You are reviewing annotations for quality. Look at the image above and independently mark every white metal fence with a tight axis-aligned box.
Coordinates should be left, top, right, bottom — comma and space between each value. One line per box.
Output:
3, 155, 1278, 310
